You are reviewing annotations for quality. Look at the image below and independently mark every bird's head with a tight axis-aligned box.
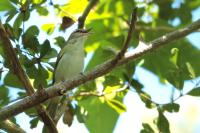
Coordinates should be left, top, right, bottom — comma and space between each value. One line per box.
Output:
69, 29, 91, 41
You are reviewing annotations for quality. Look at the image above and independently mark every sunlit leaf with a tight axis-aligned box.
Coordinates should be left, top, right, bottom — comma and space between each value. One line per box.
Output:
32, 0, 43, 4
106, 99, 126, 114
41, 23, 55, 35
186, 62, 196, 78
60, 0, 88, 16
169, 48, 179, 67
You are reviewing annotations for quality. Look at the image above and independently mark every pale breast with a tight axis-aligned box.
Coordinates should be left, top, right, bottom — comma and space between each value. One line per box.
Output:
54, 51, 84, 83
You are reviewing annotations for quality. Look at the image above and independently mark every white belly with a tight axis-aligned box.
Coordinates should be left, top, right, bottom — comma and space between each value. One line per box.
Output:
54, 51, 84, 83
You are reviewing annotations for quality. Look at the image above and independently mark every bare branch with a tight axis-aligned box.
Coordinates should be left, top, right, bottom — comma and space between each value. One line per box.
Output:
0, 22, 58, 132
0, 119, 26, 133
78, 0, 98, 29
119, 19, 200, 66
136, 25, 174, 32
0, 18, 199, 121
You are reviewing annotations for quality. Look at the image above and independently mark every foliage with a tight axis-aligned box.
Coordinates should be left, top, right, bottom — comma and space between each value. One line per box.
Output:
0, 0, 200, 132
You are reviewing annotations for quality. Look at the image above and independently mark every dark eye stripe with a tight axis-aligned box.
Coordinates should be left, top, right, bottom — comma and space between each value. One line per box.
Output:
74, 29, 90, 33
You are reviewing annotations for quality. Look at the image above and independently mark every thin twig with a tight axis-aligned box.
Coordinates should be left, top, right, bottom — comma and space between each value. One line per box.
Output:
114, 8, 137, 61
78, 0, 98, 29
0, 18, 199, 121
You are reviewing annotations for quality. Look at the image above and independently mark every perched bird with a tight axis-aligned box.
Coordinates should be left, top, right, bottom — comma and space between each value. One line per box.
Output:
47, 29, 90, 125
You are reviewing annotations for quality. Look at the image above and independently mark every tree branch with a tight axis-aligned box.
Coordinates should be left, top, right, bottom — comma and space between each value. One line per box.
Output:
0, 119, 26, 133
0, 18, 199, 121
119, 18, 200, 66
0, 22, 58, 132
78, 0, 98, 29
136, 25, 174, 32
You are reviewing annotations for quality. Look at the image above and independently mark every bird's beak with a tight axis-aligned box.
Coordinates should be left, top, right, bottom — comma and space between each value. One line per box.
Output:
85, 28, 92, 33
80, 28, 92, 36
79, 28, 92, 34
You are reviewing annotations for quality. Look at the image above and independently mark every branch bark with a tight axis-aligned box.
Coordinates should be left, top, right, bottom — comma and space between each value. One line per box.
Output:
78, 0, 98, 29
0, 119, 26, 133
0, 22, 58, 132
0, 18, 199, 121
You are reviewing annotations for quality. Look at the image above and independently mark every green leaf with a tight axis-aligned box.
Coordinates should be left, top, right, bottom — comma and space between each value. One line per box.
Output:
35, 6, 48, 16
25, 108, 37, 117
9, 0, 18, 4
42, 48, 57, 60
140, 91, 156, 109
169, 48, 179, 67
162, 103, 180, 113
5, 9, 18, 22
123, 62, 136, 80
75, 105, 87, 123
141, 123, 154, 133
33, 65, 48, 88
157, 110, 170, 133
54, 36, 66, 49
23, 10, 30, 21
130, 79, 143, 92
4, 72, 23, 88
25, 25, 39, 36
41, 23, 55, 35
30, 117, 39, 129
26, 65, 38, 78
187, 87, 200, 96
86, 46, 115, 71
106, 99, 126, 114
186, 62, 196, 78
103, 75, 120, 87
166, 67, 184, 90
13, 28, 22, 40
13, 13, 23, 31
0, 86, 9, 107
22, 36, 40, 52
40, 39, 51, 58
3, 23, 15, 40
0, 0, 15, 11
79, 97, 119, 133
22, 26, 40, 52
60, 0, 88, 15
32, 0, 43, 4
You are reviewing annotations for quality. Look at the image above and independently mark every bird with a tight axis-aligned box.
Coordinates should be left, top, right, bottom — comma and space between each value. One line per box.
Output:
46, 28, 90, 126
